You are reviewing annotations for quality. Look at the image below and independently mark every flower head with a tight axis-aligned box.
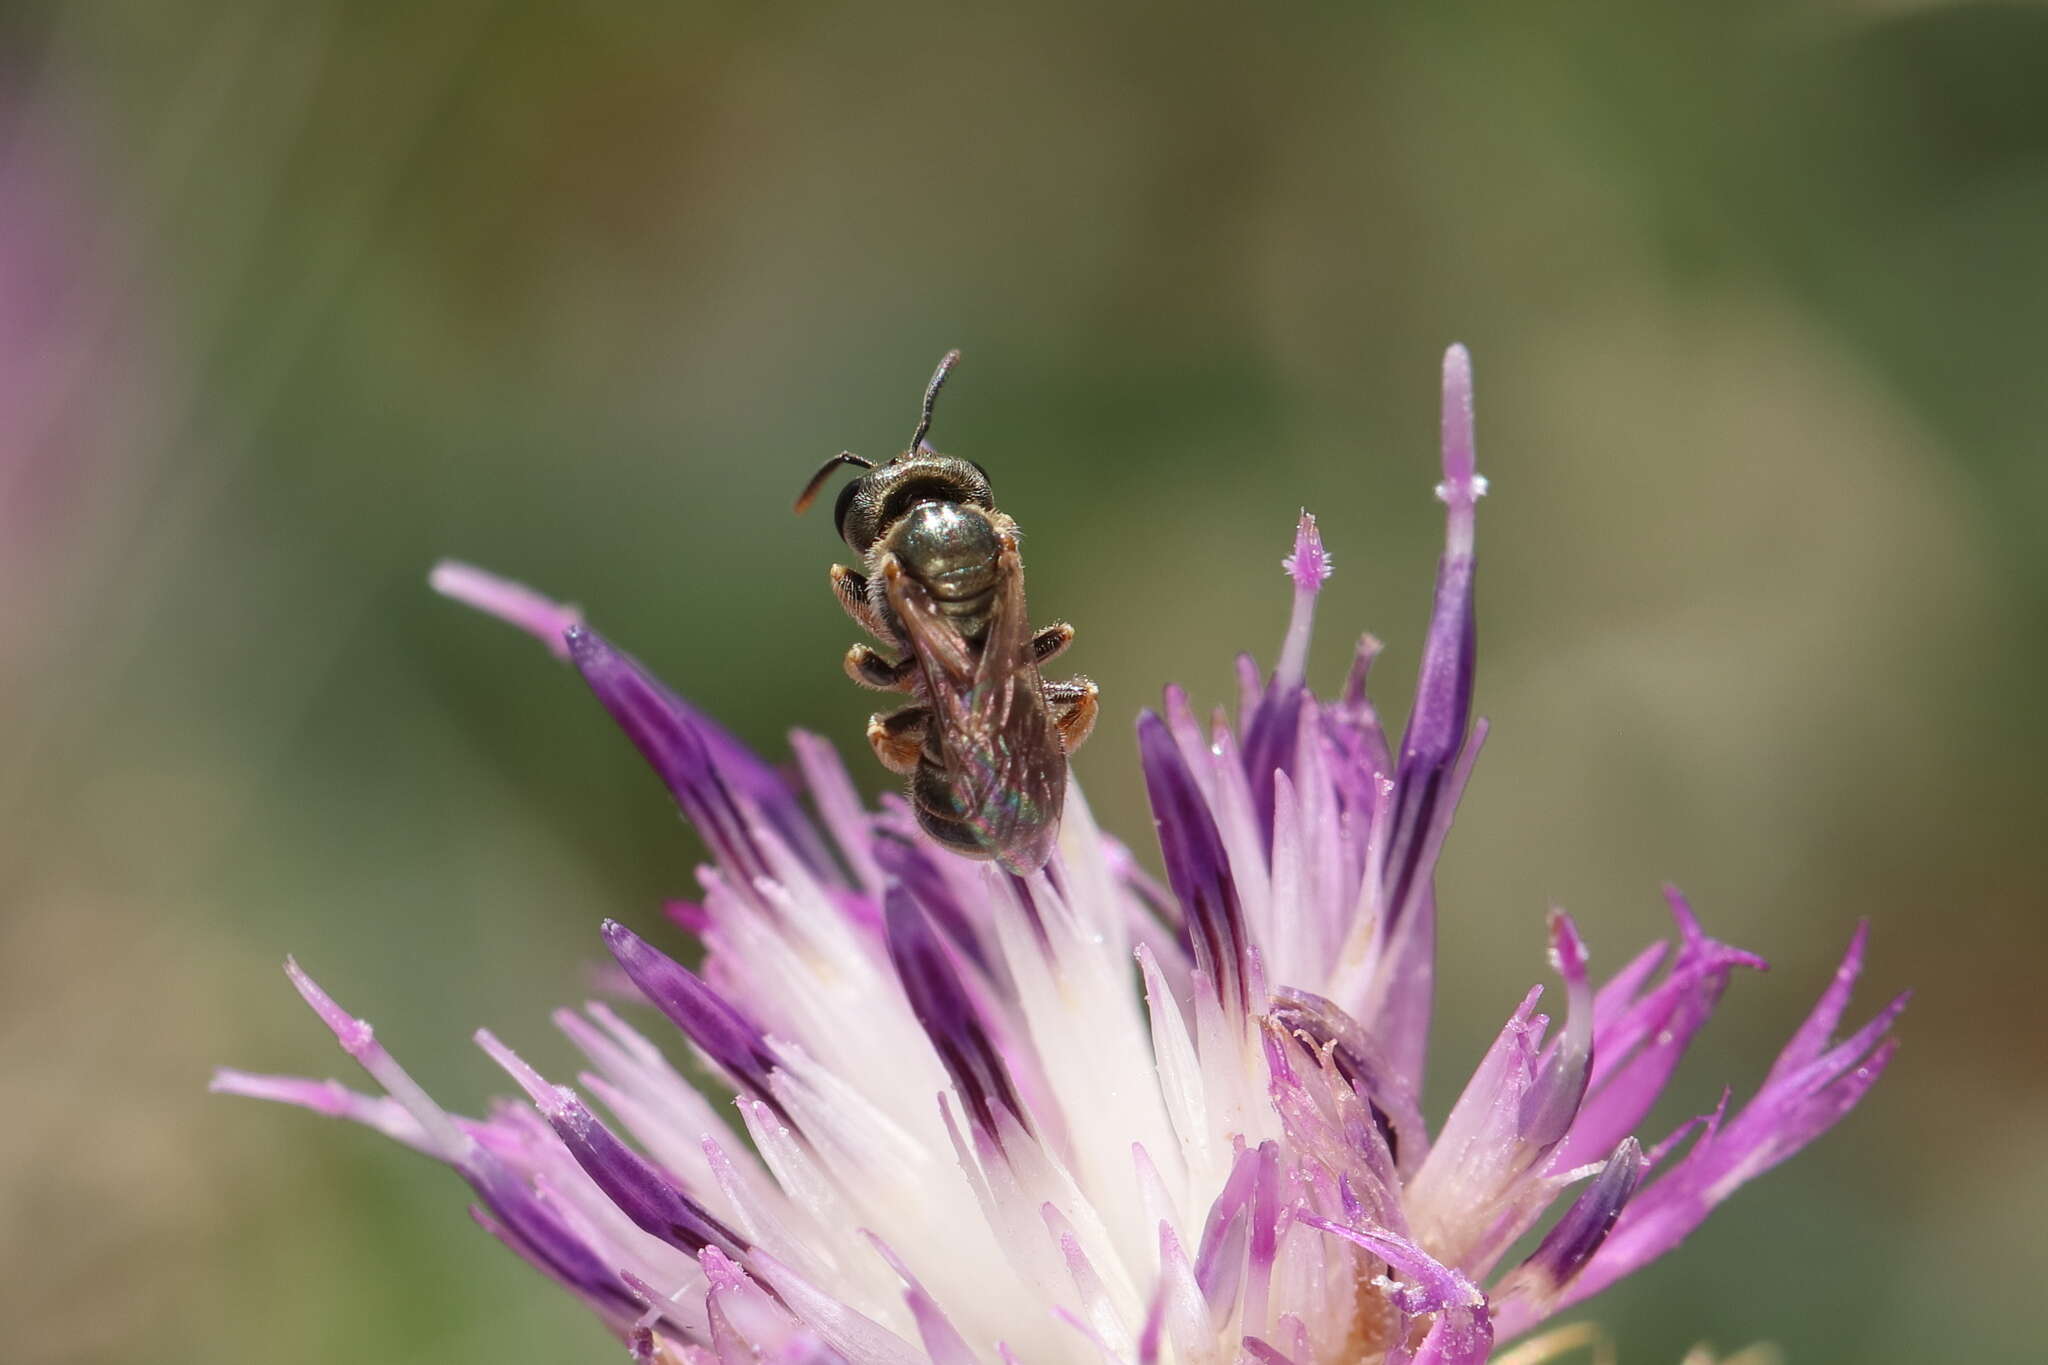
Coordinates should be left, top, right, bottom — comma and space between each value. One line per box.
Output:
216, 346, 1902, 1363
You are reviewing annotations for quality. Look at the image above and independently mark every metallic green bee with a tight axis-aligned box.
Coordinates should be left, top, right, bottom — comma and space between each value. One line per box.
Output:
795, 351, 1097, 874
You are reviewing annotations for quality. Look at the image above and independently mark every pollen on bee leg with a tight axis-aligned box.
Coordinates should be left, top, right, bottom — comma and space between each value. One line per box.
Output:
1046, 677, 1099, 754
867, 706, 927, 774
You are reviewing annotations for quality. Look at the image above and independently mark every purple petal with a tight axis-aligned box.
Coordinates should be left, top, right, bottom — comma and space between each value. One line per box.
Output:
1762, 918, 1871, 1086
1381, 347, 1483, 929
790, 729, 884, 893
1588, 940, 1669, 1027
1268, 988, 1424, 1167
1345, 347, 1487, 1093
1192, 1144, 1262, 1309
1371, 713, 1475, 1074
466, 1195, 645, 1326
429, 560, 584, 659
665, 899, 713, 934
282, 958, 477, 1161
601, 920, 785, 1116
1303, 1219, 1492, 1365
280, 965, 637, 1327
477, 1030, 746, 1257
1553, 889, 1766, 1169
744, 1247, 924, 1365
1518, 911, 1594, 1152
1404, 986, 1548, 1240
1318, 697, 1389, 869
863, 1233, 980, 1365
1402, 1308, 1495, 1365
1553, 927, 1904, 1312
1244, 1139, 1283, 1334
872, 833, 995, 977
435, 574, 832, 878
1243, 1338, 1301, 1365
1339, 631, 1386, 715
209, 1069, 438, 1155
1234, 652, 1264, 731
882, 884, 1027, 1138
1139, 708, 1252, 1013
1307, 1220, 1475, 1316
1239, 680, 1306, 850
1539, 1137, 1646, 1276
566, 626, 831, 884
701, 1247, 838, 1365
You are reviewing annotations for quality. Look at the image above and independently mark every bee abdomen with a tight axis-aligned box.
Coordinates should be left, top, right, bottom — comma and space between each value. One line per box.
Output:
912, 762, 995, 860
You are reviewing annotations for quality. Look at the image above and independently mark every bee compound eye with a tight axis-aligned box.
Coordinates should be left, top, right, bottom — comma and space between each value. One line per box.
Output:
832, 476, 862, 540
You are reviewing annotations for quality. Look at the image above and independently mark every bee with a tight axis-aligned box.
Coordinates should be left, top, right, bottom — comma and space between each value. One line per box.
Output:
794, 351, 1098, 875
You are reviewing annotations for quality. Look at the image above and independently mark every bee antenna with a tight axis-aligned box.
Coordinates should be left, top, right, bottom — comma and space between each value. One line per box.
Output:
908, 349, 962, 453
793, 450, 876, 515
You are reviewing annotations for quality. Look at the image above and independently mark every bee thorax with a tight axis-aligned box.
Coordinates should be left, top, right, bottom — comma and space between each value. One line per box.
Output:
887, 501, 1001, 603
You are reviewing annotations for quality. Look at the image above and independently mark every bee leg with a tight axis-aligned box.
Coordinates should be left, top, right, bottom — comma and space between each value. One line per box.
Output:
830, 565, 891, 641
867, 704, 929, 775
1031, 622, 1075, 666
1043, 676, 1100, 754
845, 643, 916, 691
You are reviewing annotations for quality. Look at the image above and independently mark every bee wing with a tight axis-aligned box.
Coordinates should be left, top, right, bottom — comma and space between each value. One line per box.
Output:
879, 555, 976, 684
882, 536, 1066, 874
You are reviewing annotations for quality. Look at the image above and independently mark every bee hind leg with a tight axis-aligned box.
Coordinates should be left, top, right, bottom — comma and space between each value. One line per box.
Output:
867, 704, 929, 775
1031, 622, 1075, 666
1043, 677, 1099, 754
845, 643, 916, 691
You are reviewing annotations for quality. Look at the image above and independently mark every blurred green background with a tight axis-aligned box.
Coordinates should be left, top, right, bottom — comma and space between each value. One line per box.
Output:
3, 1, 2041, 1361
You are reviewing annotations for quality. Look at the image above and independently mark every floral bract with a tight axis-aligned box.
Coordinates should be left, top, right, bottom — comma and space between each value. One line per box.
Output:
217, 347, 1901, 1365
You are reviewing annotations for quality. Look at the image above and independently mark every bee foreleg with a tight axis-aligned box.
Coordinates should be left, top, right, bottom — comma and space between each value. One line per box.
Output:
867, 705, 929, 775
845, 643, 916, 691
1043, 676, 1099, 754
830, 565, 891, 641
1031, 622, 1075, 665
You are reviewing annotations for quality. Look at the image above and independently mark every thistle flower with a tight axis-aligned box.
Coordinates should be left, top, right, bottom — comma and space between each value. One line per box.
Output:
215, 347, 1902, 1364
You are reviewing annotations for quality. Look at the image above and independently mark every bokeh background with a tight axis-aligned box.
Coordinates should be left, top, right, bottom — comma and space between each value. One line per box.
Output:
3, 2, 2041, 1362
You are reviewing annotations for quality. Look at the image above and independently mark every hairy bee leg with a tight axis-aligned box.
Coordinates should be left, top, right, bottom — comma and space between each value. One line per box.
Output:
867, 704, 929, 775
1043, 676, 1100, 754
845, 643, 916, 691
830, 565, 892, 640
1031, 622, 1075, 666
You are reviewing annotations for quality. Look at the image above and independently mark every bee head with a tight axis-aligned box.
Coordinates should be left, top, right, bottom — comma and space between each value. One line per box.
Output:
793, 349, 993, 553
832, 453, 993, 554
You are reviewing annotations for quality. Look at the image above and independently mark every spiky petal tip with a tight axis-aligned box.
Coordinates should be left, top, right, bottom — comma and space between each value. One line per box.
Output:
222, 348, 1900, 1365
